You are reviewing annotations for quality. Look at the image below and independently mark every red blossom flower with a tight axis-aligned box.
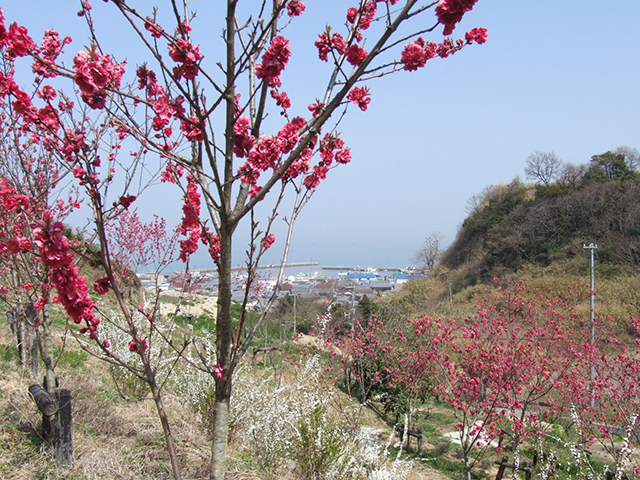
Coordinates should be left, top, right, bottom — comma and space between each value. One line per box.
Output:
262, 233, 275, 250
435, 0, 479, 36
465, 27, 488, 44
93, 276, 111, 295
286, 0, 305, 17
276, 116, 305, 154
73, 48, 125, 110
347, 86, 371, 111
270, 89, 291, 109
400, 38, 436, 71
233, 115, 255, 158
144, 17, 164, 38
346, 44, 368, 67
256, 36, 291, 87
168, 39, 201, 80
32, 30, 70, 78
180, 116, 204, 142
315, 32, 331, 62
6, 22, 35, 58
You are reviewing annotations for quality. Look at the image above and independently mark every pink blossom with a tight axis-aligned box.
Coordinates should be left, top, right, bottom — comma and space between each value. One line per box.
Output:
331, 33, 347, 56
128, 338, 148, 353
32, 30, 70, 78
144, 17, 164, 38
276, 116, 305, 154
181, 178, 201, 234
400, 38, 436, 71
465, 27, 488, 44
248, 184, 262, 199
93, 276, 111, 295
73, 48, 124, 109
37, 85, 57, 100
201, 228, 221, 264
308, 102, 324, 116
233, 115, 255, 158
335, 147, 352, 164
180, 116, 204, 142
346, 44, 368, 67
435, 0, 479, 36
247, 135, 281, 171
262, 234, 275, 250
315, 32, 331, 62
6, 22, 35, 57
270, 89, 291, 109
212, 364, 223, 380
256, 36, 291, 87
168, 39, 201, 80
286, 0, 305, 17
347, 86, 371, 111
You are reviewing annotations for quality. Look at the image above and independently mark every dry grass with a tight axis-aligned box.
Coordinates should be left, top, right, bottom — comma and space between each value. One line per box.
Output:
0, 295, 460, 480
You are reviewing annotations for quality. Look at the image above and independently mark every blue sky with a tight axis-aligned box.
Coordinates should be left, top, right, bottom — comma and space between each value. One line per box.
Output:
4, 1, 639, 270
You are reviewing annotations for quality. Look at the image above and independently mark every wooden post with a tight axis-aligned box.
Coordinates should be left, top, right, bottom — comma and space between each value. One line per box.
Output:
54, 388, 73, 466
495, 455, 509, 480
28, 384, 58, 416
522, 461, 532, 480
29, 384, 57, 441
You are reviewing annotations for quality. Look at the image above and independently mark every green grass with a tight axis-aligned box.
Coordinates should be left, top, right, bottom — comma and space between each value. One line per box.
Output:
174, 313, 214, 333
0, 344, 18, 362
56, 348, 88, 368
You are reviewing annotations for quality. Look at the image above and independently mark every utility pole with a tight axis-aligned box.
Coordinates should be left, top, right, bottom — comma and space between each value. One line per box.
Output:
583, 243, 597, 406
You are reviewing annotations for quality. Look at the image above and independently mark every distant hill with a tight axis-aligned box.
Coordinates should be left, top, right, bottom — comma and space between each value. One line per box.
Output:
439, 162, 640, 290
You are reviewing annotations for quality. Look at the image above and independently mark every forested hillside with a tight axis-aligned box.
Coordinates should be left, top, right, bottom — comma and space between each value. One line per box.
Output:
440, 149, 640, 289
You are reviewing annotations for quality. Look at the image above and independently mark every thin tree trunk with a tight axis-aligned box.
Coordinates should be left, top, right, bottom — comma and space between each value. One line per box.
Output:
211, 224, 233, 480
148, 373, 182, 480
210, 396, 230, 480
42, 307, 56, 394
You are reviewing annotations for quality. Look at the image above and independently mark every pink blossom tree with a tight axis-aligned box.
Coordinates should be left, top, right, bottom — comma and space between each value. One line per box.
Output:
407, 280, 582, 480
0, 1, 488, 478
0, 111, 80, 391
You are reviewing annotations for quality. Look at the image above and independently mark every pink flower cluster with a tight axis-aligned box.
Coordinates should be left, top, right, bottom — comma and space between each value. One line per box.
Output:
168, 38, 202, 80
346, 1, 378, 31
302, 132, 350, 190
177, 177, 221, 264
346, 86, 371, 111
32, 29, 71, 78
435, 0, 479, 35
346, 44, 368, 67
400, 28, 487, 71
237, 116, 307, 185
286, 0, 306, 17
261, 234, 275, 250
400, 38, 437, 71
180, 115, 205, 142
73, 47, 125, 109
256, 36, 290, 87
33, 218, 101, 339
128, 337, 148, 353
0, 12, 36, 59
315, 32, 347, 62
465, 27, 488, 44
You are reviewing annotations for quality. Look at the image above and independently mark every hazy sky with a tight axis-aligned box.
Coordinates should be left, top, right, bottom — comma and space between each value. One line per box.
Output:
4, 1, 639, 270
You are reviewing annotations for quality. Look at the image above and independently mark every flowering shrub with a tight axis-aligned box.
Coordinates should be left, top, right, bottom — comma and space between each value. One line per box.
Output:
228, 355, 415, 480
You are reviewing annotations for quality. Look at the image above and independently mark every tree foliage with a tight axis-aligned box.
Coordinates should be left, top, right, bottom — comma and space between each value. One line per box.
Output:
440, 149, 640, 289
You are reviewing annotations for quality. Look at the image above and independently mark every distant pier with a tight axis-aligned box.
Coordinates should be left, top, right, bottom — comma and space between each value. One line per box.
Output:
322, 266, 406, 272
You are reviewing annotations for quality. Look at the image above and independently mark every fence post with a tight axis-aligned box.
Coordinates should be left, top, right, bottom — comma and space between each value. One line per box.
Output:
54, 388, 73, 466
495, 455, 509, 480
